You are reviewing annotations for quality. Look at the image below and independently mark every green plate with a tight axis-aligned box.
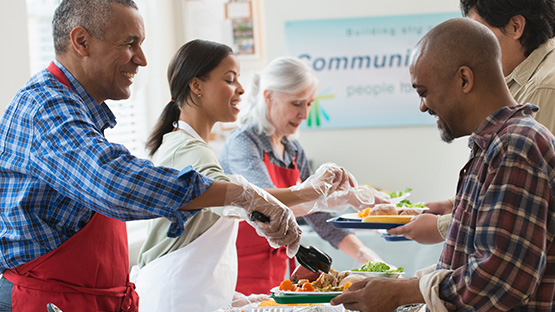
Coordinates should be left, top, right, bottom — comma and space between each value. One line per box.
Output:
270, 292, 341, 304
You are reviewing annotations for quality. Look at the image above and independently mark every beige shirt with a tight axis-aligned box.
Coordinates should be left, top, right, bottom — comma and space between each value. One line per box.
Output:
425, 38, 555, 310
506, 38, 555, 134
137, 130, 230, 268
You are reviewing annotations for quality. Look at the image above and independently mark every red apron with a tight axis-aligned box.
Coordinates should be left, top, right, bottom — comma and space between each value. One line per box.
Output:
2, 62, 139, 312
235, 152, 302, 295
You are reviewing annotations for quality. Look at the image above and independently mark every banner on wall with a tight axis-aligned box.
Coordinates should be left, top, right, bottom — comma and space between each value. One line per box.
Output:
284, 12, 460, 129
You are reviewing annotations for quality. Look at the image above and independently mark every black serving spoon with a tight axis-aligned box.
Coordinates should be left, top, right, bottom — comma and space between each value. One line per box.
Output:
250, 211, 332, 273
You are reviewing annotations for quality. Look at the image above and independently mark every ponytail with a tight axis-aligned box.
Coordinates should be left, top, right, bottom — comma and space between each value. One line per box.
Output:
146, 39, 234, 157
145, 100, 181, 157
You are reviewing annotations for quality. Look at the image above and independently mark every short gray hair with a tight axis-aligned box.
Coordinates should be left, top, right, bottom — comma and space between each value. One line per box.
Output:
238, 56, 318, 136
52, 0, 139, 55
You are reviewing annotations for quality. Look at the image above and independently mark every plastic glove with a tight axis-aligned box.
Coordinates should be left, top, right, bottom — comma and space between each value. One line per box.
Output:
291, 163, 375, 213
230, 292, 270, 308
369, 190, 391, 206
356, 246, 384, 264
224, 175, 302, 257
296, 162, 355, 197
324, 184, 378, 211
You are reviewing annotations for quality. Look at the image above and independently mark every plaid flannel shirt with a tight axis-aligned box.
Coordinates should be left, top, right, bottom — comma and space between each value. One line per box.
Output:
438, 104, 555, 311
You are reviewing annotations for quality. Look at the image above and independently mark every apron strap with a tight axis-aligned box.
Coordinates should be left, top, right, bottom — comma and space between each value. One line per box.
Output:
3, 270, 132, 297
4, 270, 138, 312
47, 62, 73, 90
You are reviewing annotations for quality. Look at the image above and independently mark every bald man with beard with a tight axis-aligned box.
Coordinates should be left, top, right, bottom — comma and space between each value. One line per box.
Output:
331, 18, 555, 312
388, 0, 555, 247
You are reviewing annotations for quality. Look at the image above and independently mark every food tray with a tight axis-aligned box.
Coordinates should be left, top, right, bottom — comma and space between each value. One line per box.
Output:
270, 287, 340, 304
225, 305, 345, 312
270, 293, 340, 304
380, 233, 410, 241
326, 217, 404, 230
226, 308, 296, 312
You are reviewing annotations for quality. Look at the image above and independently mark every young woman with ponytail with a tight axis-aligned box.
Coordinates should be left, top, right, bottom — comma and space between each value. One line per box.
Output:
133, 41, 374, 311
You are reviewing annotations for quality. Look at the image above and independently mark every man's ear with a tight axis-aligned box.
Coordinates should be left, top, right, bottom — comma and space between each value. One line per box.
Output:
508, 14, 526, 40
458, 66, 474, 94
69, 26, 91, 57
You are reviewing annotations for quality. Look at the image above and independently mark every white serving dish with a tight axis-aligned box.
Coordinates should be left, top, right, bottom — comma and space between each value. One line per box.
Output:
348, 270, 405, 279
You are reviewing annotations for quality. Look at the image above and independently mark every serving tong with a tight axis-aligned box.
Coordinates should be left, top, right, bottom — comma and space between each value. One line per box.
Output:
250, 211, 332, 273
47, 303, 63, 312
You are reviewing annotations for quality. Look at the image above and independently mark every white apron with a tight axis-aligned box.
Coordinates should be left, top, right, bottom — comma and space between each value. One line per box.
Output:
134, 216, 239, 312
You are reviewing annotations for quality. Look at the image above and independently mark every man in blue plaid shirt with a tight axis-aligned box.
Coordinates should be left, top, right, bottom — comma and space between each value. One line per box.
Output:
0, 1, 302, 311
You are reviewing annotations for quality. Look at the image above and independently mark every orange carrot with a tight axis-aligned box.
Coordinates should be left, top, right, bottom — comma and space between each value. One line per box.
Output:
301, 282, 315, 292
279, 279, 296, 291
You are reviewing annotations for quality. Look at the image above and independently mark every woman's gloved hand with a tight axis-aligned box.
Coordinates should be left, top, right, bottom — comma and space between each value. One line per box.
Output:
230, 292, 270, 308
368, 190, 391, 206
356, 246, 384, 264
325, 184, 380, 211
224, 175, 302, 257
291, 163, 377, 212
297, 162, 355, 197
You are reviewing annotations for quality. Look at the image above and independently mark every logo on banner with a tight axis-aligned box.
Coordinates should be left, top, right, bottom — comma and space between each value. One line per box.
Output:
284, 12, 459, 129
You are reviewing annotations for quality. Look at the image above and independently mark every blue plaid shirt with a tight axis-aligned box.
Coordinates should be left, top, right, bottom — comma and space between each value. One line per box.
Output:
0, 61, 213, 272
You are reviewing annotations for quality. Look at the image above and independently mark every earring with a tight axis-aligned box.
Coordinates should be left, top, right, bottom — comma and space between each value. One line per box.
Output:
197, 94, 202, 98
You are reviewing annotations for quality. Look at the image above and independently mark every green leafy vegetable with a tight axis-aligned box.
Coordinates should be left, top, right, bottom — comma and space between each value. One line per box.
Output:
396, 199, 426, 208
353, 261, 404, 273
388, 187, 412, 199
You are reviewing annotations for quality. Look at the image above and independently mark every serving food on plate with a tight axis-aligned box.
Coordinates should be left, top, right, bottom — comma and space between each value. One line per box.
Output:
328, 188, 428, 229
277, 267, 358, 293
354, 204, 416, 224
275, 261, 402, 294
270, 262, 402, 304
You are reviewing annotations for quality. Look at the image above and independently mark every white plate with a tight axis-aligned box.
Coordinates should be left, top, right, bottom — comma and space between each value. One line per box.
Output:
348, 270, 405, 278
227, 308, 294, 312
341, 213, 363, 220
395, 206, 429, 213
270, 286, 342, 295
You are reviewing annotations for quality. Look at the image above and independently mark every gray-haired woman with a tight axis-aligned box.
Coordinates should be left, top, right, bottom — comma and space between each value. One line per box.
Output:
219, 56, 388, 295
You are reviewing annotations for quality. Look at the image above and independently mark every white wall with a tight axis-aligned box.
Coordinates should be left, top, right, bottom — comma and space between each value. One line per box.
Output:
0, 1, 30, 113
0, 0, 470, 203
258, 0, 469, 202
